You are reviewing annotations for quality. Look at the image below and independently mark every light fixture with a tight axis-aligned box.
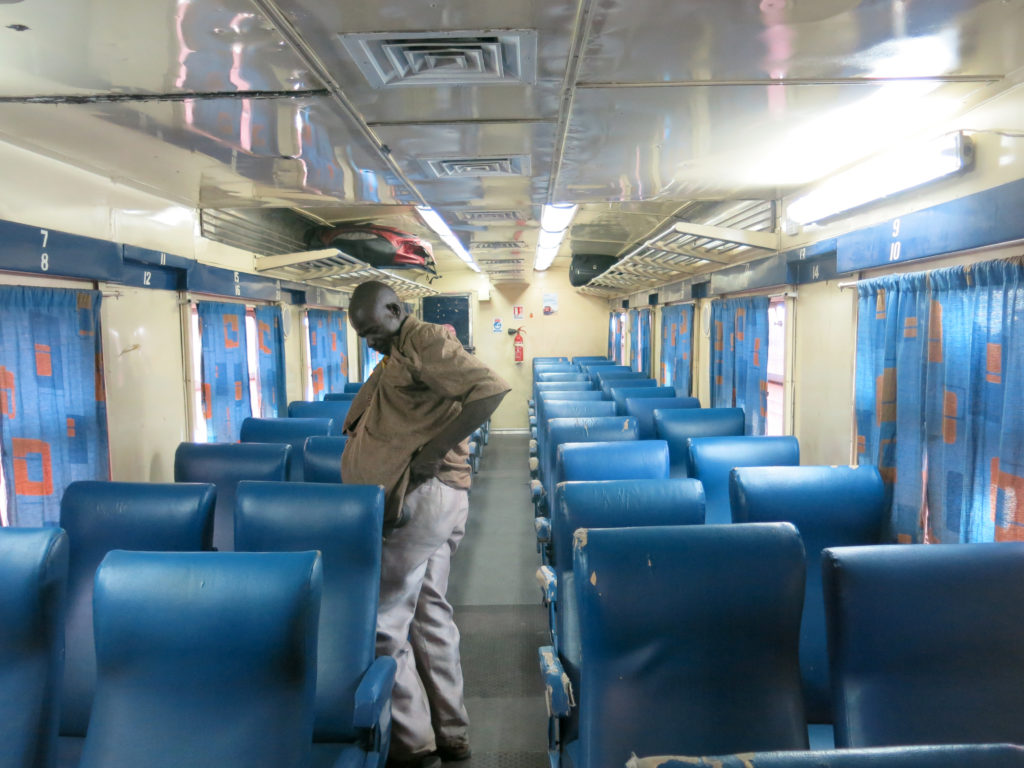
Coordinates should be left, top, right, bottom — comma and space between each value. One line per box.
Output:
417, 206, 481, 272
786, 131, 974, 226
533, 204, 578, 272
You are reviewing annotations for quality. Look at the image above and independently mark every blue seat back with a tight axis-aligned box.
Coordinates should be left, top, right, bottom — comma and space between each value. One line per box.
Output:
174, 442, 289, 551
545, 418, 640, 502
730, 465, 886, 724
288, 400, 353, 426
235, 482, 384, 742
572, 356, 610, 365
688, 436, 799, 525
537, 391, 606, 406
557, 440, 669, 486
653, 408, 745, 477
533, 356, 570, 368
588, 364, 631, 380
596, 372, 650, 394
239, 417, 336, 481
536, 401, 618, 482
0, 527, 68, 768
535, 381, 594, 394
80, 550, 321, 768
573, 523, 807, 763
534, 364, 576, 378
633, 744, 1024, 768
609, 386, 677, 415
537, 373, 590, 383
624, 397, 700, 439
302, 436, 348, 483
344, 382, 363, 393
823, 543, 1024, 748
59, 481, 216, 737
324, 392, 357, 401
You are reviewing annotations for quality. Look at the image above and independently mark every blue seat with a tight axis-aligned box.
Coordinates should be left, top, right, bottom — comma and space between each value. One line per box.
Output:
78, 550, 322, 768
609, 385, 677, 415
534, 363, 577, 378
587, 364, 631, 381
535, 382, 594, 395
533, 356, 571, 368
0, 527, 68, 768
174, 442, 290, 551
530, 391, 609, 436
688, 436, 799, 524
532, 399, 617, 468
344, 382, 363, 393
624, 397, 700, 439
324, 392, 357, 402
239, 417, 337, 481
554, 523, 807, 766
653, 408, 745, 477
532, 417, 640, 518
572, 356, 610, 365
823, 542, 1024, 748
596, 373, 652, 397
625, 744, 1024, 768
537, 373, 591, 383
730, 466, 886, 727
235, 482, 395, 768
289, 399, 353, 426
557, 440, 670, 486
58, 481, 216, 739
303, 436, 348, 483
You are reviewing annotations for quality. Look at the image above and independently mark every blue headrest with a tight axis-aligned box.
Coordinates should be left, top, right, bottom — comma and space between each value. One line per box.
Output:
537, 390, 606, 404
558, 440, 669, 484
240, 418, 337, 481
174, 442, 290, 552
688, 436, 799, 525
302, 436, 348, 483
823, 542, 1024, 748
235, 482, 383, 742
601, 377, 656, 398
323, 392, 357, 401
533, 356, 570, 367
0, 527, 68, 768
573, 523, 807, 760
536, 373, 590, 383
624, 397, 700, 439
552, 479, 705, 574
610, 386, 677, 415
344, 382, 363, 393
547, 416, 639, 449
573, 356, 610, 363
632, 744, 1024, 768
591, 365, 631, 378
81, 550, 321, 768
653, 407, 745, 477
541, 400, 617, 423
59, 481, 216, 736
730, 465, 885, 723
288, 400, 352, 425
535, 381, 594, 394
534, 364, 576, 377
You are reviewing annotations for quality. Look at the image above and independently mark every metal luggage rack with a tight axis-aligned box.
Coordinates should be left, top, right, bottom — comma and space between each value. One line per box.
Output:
254, 248, 439, 299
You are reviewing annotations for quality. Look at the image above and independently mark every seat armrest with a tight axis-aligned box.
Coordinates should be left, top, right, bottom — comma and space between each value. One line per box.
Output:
535, 518, 552, 545
529, 439, 538, 456
538, 646, 574, 718
354, 656, 397, 729
529, 456, 540, 477
536, 565, 556, 604
530, 479, 544, 501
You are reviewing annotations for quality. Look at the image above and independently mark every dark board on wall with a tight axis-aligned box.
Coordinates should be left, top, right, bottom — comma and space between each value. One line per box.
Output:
421, 294, 473, 351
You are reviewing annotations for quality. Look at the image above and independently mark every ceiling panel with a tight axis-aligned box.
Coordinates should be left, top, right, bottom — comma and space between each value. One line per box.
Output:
0, 0, 322, 97
556, 80, 989, 203
578, 0, 1024, 84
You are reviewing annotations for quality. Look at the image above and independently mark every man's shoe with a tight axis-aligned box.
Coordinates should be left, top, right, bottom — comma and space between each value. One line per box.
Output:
435, 741, 472, 762
387, 753, 442, 768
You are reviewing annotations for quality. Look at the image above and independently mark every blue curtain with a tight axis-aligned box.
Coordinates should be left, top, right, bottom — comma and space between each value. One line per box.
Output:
637, 309, 653, 375
360, 337, 384, 381
710, 296, 770, 435
628, 309, 640, 371
307, 309, 350, 397
858, 261, 1024, 543
660, 304, 694, 396
254, 305, 287, 418
0, 286, 109, 526
197, 301, 251, 442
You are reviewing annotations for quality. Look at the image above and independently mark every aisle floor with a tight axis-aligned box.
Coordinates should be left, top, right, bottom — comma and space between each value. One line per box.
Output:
446, 433, 549, 768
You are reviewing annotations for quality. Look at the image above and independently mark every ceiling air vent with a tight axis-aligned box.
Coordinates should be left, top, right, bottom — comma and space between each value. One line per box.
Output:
471, 240, 527, 250
340, 30, 537, 89
457, 210, 527, 223
423, 155, 531, 178
478, 258, 525, 265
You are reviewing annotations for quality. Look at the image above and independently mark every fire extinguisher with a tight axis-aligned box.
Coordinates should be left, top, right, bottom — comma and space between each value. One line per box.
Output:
513, 327, 525, 363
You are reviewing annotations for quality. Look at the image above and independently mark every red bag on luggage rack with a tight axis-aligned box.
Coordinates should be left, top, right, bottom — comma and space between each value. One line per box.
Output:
306, 224, 438, 277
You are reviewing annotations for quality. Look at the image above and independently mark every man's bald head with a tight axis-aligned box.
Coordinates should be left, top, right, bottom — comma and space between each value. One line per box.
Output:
349, 281, 408, 356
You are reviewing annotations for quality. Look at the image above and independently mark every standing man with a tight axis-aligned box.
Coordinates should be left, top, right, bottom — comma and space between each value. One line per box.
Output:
342, 281, 510, 768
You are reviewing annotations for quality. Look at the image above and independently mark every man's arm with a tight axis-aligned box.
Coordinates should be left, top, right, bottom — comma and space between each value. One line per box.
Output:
409, 392, 507, 484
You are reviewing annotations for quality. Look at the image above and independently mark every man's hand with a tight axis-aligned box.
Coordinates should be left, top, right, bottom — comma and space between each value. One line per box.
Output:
409, 448, 445, 487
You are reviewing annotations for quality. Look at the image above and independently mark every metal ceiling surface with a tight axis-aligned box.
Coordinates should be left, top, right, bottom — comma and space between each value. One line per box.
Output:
1, 0, 1023, 294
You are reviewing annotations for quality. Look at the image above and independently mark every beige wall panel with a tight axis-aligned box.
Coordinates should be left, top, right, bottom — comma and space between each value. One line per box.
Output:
692, 300, 712, 407
791, 280, 857, 465
439, 269, 609, 430
100, 286, 189, 482
283, 304, 308, 404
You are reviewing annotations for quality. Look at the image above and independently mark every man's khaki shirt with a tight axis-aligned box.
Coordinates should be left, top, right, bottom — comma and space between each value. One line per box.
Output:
342, 316, 510, 527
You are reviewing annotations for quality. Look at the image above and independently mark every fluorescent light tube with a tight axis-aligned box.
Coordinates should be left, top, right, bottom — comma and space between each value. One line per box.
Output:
787, 132, 973, 226
534, 204, 579, 272
417, 206, 481, 270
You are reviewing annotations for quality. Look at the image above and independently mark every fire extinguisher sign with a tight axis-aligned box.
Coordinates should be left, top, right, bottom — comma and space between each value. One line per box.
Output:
513, 305, 524, 320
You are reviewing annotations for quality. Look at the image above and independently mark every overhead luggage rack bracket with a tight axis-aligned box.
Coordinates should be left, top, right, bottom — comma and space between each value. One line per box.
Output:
255, 248, 438, 298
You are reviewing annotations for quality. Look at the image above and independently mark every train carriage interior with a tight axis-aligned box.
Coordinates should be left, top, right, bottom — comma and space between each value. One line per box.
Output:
3, 1, 1024, 767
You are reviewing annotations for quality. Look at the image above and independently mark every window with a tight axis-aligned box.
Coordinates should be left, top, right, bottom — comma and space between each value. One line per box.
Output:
765, 297, 787, 436
302, 313, 313, 401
